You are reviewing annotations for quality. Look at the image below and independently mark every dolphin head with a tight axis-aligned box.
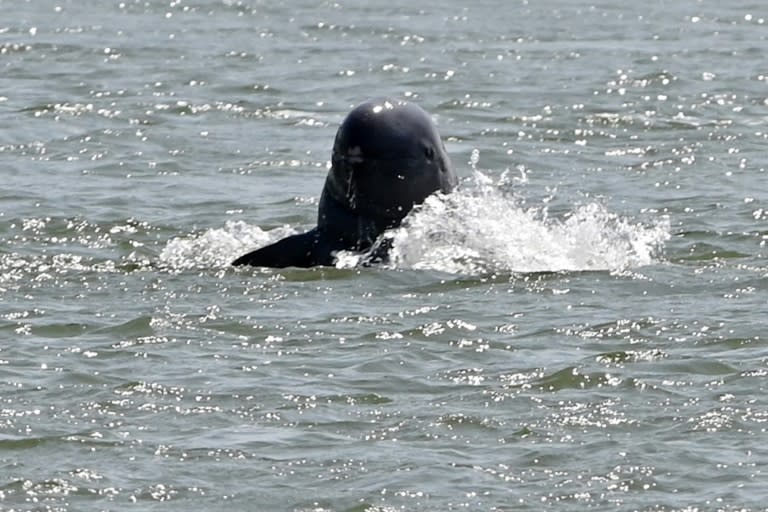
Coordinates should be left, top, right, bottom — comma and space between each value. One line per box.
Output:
319, 97, 456, 240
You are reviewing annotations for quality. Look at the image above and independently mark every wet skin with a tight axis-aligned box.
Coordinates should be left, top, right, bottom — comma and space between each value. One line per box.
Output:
232, 98, 456, 268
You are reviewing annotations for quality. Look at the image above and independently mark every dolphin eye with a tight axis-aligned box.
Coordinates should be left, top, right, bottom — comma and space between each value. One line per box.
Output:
423, 145, 435, 161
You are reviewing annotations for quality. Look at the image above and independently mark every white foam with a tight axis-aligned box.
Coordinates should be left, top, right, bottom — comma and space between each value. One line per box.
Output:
158, 220, 296, 270
374, 171, 670, 275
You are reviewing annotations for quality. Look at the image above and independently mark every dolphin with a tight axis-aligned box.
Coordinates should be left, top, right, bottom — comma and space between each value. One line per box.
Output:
232, 97, 456, 268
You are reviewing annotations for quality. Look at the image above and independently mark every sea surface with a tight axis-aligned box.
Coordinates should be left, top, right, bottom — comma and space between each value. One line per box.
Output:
2, 0, 768, 510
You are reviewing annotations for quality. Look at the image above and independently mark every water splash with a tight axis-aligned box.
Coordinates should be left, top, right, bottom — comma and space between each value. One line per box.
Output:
158, 220, 296, 270
377, 171, 670, 274
158, 173, 669, 274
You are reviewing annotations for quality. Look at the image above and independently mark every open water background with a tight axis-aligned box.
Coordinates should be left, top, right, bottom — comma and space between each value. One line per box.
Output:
2, 0, 768, 510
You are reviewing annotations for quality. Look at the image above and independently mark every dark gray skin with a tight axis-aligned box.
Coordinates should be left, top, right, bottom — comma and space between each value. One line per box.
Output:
232, 98, 457, 268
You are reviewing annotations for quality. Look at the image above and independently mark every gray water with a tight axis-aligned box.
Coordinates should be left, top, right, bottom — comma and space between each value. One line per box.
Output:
2, 0, 768, 510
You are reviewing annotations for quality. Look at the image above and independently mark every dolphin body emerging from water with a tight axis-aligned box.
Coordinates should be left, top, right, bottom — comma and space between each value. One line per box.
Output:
232, 97, 457, 268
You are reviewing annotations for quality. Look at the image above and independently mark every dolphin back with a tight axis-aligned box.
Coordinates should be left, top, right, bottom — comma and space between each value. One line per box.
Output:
231, 229, 335, 268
